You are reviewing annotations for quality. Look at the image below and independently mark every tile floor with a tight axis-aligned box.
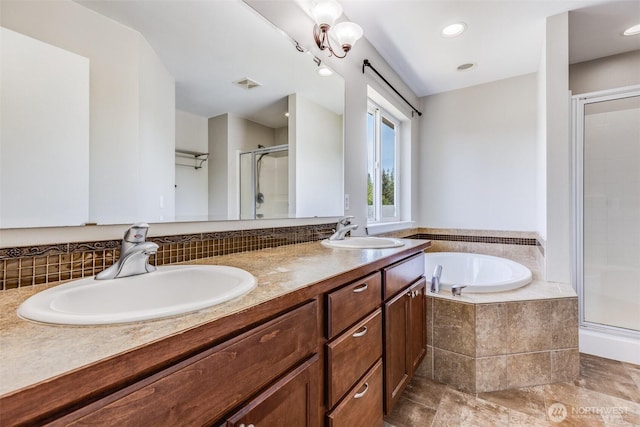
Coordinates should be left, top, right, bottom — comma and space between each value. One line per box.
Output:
384, 353, 640, 426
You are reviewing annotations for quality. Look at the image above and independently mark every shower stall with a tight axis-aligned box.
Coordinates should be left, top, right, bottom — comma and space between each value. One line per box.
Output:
239, 144, 289, 220
573, 85, 640, 363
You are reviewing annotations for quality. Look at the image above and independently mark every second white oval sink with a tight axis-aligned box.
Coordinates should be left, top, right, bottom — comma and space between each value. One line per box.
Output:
17, 265, 256, 326
321, 237, 404, 249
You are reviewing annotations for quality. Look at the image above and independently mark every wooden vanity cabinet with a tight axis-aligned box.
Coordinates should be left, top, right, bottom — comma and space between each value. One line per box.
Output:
325, 272, 383, 426
382, 253, 426, 414
224, 355, 319, 427
1, 243, 432, 427
51, 301, 319, 427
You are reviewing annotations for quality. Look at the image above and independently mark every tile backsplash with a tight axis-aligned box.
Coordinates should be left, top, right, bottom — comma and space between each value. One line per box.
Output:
0, 224, 335, 290
1, 225, 544, 291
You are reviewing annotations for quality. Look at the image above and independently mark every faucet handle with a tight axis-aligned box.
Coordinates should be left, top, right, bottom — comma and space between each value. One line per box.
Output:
338, 216, 354, 225
123, 222, 150, 243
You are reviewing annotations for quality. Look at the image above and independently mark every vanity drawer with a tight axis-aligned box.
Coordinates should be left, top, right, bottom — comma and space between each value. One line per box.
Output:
383, 253, 425, 299
326, 359, 383, 427
327, 272, 381, 339
61, 301, 318, 427
326, 309, 382, 408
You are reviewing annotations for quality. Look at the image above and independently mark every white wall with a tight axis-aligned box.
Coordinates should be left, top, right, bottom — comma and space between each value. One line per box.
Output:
1, 0, 176, 226
0, 28, 89, 228
290, 94, 343, 218
417, 74, 538, 231
137, 37, 175, 223
545, 12, 571, 284
208, 114, 229, 220
175, 110, 209, 220
570, 50, 640, 95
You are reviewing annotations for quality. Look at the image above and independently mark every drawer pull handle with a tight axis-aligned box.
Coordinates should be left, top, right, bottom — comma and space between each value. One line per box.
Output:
239, 424, 255, 427
352, 326, 368, 338
352, 283, 368, 293
354, 382, 369, 399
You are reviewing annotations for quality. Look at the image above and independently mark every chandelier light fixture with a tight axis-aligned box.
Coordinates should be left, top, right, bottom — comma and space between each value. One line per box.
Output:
311, 0, 363, 58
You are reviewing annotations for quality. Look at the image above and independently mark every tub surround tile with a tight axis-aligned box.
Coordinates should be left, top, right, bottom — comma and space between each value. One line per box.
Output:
507, 352, 551, 388
507, 301, 552, 353
433, 348, 476, 393
476, 356, 508, 393
549, 299, 579, 349
433, 299, 476, 357
426, 296, 433, 347
552, 349, 581, 383
475, 303, 507, 357
425, 295, 579, 393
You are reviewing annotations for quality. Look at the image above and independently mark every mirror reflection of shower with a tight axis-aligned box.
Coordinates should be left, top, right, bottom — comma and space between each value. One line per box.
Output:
240, 144, 289, 219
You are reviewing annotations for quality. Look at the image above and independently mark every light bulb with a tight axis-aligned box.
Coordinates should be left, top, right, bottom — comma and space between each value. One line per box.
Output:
333, 21, 363, 51
311, 0, 343, 28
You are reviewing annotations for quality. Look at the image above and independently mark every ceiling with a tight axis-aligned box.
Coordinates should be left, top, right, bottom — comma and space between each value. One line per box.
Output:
74, 0, 344, 128
341, 0, 640, 97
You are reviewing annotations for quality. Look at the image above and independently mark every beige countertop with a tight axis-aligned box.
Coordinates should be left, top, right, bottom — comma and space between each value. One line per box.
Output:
0, 239, 428, 397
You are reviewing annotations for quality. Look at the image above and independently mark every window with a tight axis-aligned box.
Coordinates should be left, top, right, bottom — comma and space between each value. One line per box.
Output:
367, 102, 400, 223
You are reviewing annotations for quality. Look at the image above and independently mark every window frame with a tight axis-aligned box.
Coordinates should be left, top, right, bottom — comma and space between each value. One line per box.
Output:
367, 100, 401, 224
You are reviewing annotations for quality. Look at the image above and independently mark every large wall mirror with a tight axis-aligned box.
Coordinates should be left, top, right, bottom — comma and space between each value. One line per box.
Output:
0, 0, 345, 229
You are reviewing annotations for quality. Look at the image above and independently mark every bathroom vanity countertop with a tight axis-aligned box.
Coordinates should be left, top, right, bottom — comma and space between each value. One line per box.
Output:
0, 238, 429, 397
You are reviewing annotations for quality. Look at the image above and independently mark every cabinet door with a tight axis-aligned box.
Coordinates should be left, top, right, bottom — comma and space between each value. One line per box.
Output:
225, 355, 319, 427
408, 278, 427, 374
383, 278, 427, 415
383, 288, 411, 414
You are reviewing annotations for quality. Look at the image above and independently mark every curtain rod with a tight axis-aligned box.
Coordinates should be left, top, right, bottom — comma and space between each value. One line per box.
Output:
362, 59, 423, 117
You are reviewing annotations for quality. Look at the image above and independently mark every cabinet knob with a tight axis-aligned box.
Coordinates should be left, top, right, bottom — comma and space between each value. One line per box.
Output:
353, 382, 369, 399
352, 283, 368, 293
239, 424, 255, 427
352, 326, 368, 338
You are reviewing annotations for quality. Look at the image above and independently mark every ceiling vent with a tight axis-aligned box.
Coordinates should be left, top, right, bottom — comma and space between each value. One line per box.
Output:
233, 77, 262, 90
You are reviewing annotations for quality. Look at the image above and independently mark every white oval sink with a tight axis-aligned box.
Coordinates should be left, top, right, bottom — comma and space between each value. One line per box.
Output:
17, 265, 256, 325
321, 237, 404, 249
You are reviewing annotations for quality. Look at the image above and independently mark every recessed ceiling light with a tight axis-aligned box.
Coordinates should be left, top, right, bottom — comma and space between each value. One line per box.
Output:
441, 22, 467, 38
317, 66, 333, 77
623, 24, 640, 36
457, 63, 476, 72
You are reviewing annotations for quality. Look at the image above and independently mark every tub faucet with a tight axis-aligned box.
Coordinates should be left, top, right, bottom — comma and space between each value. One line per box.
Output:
430, 264, 443, 293
329, 216, 358, 240
451, 285, 467, 296
95, 223, 159, 280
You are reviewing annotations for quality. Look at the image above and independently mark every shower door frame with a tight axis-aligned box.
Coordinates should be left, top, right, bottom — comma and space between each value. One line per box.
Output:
572, 84, 640, 338
239, 144, 289, 220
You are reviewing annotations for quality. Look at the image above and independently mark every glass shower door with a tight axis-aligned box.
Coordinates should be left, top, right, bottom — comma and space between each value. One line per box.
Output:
579, 89, 640, 333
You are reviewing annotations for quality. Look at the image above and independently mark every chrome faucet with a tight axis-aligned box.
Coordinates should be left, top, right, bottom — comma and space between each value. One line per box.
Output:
95, 223, 159, 280
430, 264, 443, 293
329, 216, 358, 240
451, 285, 467, 296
